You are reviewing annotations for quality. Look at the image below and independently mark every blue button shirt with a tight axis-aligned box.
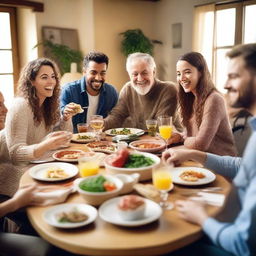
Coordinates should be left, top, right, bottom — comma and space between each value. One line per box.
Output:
60, 77, 118, 132
204, 116, 256, 256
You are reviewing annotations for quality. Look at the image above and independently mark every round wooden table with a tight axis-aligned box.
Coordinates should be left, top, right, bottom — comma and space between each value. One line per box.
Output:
20, 141, 231, 256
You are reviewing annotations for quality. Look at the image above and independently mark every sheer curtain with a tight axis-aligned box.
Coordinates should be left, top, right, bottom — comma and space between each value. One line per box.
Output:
192, 4, 215, 73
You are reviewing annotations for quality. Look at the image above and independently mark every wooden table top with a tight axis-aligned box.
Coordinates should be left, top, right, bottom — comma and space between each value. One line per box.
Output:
20, 136, 231, 256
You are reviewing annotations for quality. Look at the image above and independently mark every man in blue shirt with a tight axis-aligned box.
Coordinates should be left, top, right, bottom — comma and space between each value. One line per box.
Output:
60, 51, 118, 132
163, 43, 256, 256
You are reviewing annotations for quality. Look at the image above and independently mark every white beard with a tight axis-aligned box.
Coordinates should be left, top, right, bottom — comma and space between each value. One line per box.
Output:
132, 84, 152, 95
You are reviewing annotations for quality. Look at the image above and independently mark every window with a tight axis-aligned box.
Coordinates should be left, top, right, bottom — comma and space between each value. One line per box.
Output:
193, 0, 256, 92
0, 7, 19, 107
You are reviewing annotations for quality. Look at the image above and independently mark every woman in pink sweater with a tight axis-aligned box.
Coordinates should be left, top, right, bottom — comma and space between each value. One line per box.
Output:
175, 52, 236, 156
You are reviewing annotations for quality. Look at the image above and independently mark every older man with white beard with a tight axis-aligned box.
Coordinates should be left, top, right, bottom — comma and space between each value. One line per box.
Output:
104, 52, 181, 131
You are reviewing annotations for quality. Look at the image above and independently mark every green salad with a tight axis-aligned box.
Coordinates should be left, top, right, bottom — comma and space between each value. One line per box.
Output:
110, 128, 131, 135
124, 154, 155, 168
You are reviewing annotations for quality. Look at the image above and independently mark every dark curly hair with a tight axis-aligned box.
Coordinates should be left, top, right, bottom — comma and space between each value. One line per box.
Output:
17, 58, 61, 128
83, 51, 109, 69
177, 52, 216, 128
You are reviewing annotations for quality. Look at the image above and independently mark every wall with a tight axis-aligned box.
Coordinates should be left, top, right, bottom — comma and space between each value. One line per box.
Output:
35, 0, 94, 59
154, 0, 216, 82
93, 0, 156, 90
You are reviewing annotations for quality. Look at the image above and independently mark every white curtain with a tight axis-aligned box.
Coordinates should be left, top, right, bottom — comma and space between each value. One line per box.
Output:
192, 4, 215, 73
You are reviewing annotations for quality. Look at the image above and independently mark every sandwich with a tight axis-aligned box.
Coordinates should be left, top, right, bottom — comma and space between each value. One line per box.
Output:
70, 102, 84, 114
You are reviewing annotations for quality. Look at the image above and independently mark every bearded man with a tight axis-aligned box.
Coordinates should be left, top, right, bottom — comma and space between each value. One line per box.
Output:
104, 52, 181, 131
60, 51, 118, 132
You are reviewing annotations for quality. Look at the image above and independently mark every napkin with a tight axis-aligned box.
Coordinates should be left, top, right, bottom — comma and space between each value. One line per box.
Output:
31, 186, 75, 206
189, 192, 225, 207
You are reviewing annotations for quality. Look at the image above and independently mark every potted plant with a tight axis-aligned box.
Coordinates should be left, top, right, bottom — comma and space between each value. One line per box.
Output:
35, 40, 83, 75
120, 29, 161, 57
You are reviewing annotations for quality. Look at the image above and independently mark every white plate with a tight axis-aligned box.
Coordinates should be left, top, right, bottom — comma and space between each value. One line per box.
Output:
99, 197, 162, 227
52, 149, 85, 162
29, 162, 78, 182
171, 167, 216, 186
71, 132, 96, 143
105, 128, 144, 137
86, 141, 117, 154
44, 203, 97, 228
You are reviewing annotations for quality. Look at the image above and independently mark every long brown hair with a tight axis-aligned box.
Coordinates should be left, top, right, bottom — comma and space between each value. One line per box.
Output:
17, 58, 61, 128
177, 52, 216, 128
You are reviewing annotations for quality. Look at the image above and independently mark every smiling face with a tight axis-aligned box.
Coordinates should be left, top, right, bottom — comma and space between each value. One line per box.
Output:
176, 60, 201, 95
0, 92, 8, 130
83, 61, 107, 95
128, 59, 155, 95
32, 65, 56, 105
224, 56, 256, 111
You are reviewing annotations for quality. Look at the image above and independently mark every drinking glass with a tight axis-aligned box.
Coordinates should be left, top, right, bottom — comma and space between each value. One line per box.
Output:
158, 116, 173, 150
78, 154, 100, 177
77, 123, 89, 133
146, 119, 157, 136
89, 115, 104, 141
152, 165, 173, 210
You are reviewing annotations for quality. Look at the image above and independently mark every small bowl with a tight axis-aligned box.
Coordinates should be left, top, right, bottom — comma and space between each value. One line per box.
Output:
104, 152, 160, 181
115, 173, 140, 194
76, 175, 123, 206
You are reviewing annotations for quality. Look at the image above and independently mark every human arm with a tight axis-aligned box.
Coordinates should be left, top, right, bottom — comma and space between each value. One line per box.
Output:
184, 93, 226, 151
0, 184, 37, 218
5, 99, 72, 163
162, 148, 207, 166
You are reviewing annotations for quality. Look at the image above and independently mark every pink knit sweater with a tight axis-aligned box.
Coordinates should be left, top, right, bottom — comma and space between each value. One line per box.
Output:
184, 92, 236, 156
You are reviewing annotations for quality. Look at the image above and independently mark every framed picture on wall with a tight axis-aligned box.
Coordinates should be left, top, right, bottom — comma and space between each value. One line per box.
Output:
42, 26, 79, 50
172, 23, 182, 48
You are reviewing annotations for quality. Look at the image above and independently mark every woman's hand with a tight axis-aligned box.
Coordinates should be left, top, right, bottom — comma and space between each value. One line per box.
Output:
12, 184, 38, 210
167, 132, 183, 145
44, 131, 72, 150
175, 200, 208, 226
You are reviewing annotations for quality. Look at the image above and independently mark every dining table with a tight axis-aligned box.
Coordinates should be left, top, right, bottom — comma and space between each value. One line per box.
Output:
20, 132, 231, 256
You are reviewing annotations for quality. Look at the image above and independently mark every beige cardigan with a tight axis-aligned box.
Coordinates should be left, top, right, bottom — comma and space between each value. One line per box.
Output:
2, 97, 73, 165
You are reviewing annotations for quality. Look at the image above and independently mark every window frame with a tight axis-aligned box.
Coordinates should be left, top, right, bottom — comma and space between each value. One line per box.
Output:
0, 6, 19, 93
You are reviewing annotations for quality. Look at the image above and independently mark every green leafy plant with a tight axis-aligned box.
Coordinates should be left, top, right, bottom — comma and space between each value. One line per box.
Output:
34, 40, 83, 74
120, 29, 154, 56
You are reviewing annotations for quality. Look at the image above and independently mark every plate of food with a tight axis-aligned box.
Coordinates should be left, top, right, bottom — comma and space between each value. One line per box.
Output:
99, 196, 162, 227
71, 132, 96, 143
29, 162, 78, 182
105, 128, 144, 136
52, 149, 85, 162
171, 167, 216, 186
129, 139, 166, 153
44, 203, 97, 228
86, 141, 117, 154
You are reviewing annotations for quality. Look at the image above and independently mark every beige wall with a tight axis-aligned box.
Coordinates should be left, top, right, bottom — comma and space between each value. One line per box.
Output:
154, 0, 216, 82
93, 0, 156, 90
35, 0, 94, 55
17, 0, 220, 90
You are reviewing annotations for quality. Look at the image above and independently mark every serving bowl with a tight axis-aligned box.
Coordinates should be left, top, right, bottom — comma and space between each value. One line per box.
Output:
104, 152, 160, 181
76, 174, 123, 206
129, 139, 165, 153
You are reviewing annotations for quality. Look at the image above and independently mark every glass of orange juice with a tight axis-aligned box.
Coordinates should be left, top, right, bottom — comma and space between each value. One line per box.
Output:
78, 154, 100, 177
158, 116, 173, 150
152, 165, 173, 210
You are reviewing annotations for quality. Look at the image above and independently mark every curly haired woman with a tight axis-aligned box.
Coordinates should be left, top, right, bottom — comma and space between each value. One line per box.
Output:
175, 52, 236, 156
2, 58, 74, 165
